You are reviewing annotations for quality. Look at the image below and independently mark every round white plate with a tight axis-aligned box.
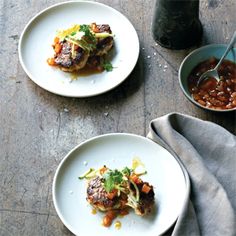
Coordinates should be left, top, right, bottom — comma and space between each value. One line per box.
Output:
53, 133, 188, 236
18, 1, 139, 97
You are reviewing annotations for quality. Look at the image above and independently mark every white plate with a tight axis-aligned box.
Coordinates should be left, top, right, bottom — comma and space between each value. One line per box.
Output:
52, 133, 187, 236
18, 1, 139, 97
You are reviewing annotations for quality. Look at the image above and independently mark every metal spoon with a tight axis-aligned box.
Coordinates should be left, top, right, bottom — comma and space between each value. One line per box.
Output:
197, 31, 236, 87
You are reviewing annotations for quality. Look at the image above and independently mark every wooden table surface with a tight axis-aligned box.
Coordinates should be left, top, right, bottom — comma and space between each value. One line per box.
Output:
0, 0, 235, 235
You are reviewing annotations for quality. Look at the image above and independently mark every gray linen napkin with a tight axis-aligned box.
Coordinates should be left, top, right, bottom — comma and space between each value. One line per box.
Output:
147, 113, 236, 236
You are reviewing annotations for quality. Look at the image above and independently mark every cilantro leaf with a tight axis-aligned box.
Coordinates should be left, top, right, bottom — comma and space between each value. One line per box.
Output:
104, 175, 114, 192
122, 167, 131, 176
103, 169, 123, 192
79, 24, 97, 50
79, 25, 91, 35
102, 60, 113, 72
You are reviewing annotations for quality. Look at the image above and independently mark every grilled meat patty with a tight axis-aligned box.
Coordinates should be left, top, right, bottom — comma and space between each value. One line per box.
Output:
87, 176, 126, 211
91, 24, 114, 56
134, 182, 155, 215
86, 176, 155, 215
92, 24, 112, 34
54, 42, 89, 72
52, 24, 114, 72
95, 37, 114, 56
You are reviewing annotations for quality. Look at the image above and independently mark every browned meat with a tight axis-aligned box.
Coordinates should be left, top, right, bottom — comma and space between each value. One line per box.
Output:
135, 182, 155, 215
48, 23, 114, 72
86, 176, 154, 215
54, 42, 89, 72
91, 23, 112, 33
95, 37, 114, 56
86, 177, 126, 212
91, 23, 114, 56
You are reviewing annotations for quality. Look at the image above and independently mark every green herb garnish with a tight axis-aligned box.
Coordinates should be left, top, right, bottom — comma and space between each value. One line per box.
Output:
79, 24, 97, 50
102, 60, 113, 72
78, 160, 151, 214
78, 168, 95, 179
103, 169, 123, 192
122, 167, 131, 176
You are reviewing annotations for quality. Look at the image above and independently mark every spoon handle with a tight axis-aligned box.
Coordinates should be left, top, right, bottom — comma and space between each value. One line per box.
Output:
215, 30, 236, 71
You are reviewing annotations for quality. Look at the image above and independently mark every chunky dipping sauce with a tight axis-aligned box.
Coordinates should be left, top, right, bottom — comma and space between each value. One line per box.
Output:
188, 57, 236, 110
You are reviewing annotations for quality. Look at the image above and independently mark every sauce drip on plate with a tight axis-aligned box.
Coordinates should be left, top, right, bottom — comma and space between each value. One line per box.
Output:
114, 221, 122, 230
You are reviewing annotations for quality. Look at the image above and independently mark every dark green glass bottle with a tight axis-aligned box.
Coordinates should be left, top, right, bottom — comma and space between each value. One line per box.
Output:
152, 0, 202, 49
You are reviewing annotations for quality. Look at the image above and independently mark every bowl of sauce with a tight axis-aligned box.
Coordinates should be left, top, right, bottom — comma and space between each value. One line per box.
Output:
179, 44, 236, 112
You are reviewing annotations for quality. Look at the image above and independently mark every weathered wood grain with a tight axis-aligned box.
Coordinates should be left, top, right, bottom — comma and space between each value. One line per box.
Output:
0, 0, 235, 235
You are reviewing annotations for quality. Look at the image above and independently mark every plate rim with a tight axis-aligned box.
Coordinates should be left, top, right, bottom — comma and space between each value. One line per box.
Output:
18, 0, 140, 97
52, 132, 188, 235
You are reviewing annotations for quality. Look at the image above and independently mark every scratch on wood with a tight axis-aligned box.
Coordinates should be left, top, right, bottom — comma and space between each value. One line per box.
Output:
4, 172, 16, 185
19, 188, 27, 201
9, 35, 19, 40
115, 107, 121, 132
0, 208, 56, 217
43, 213, 50, 236
45, 185, 51, 210
56, 110, 61, 141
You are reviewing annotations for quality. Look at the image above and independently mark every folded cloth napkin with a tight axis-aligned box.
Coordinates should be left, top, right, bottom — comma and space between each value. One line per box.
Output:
147, 113, 236, 236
